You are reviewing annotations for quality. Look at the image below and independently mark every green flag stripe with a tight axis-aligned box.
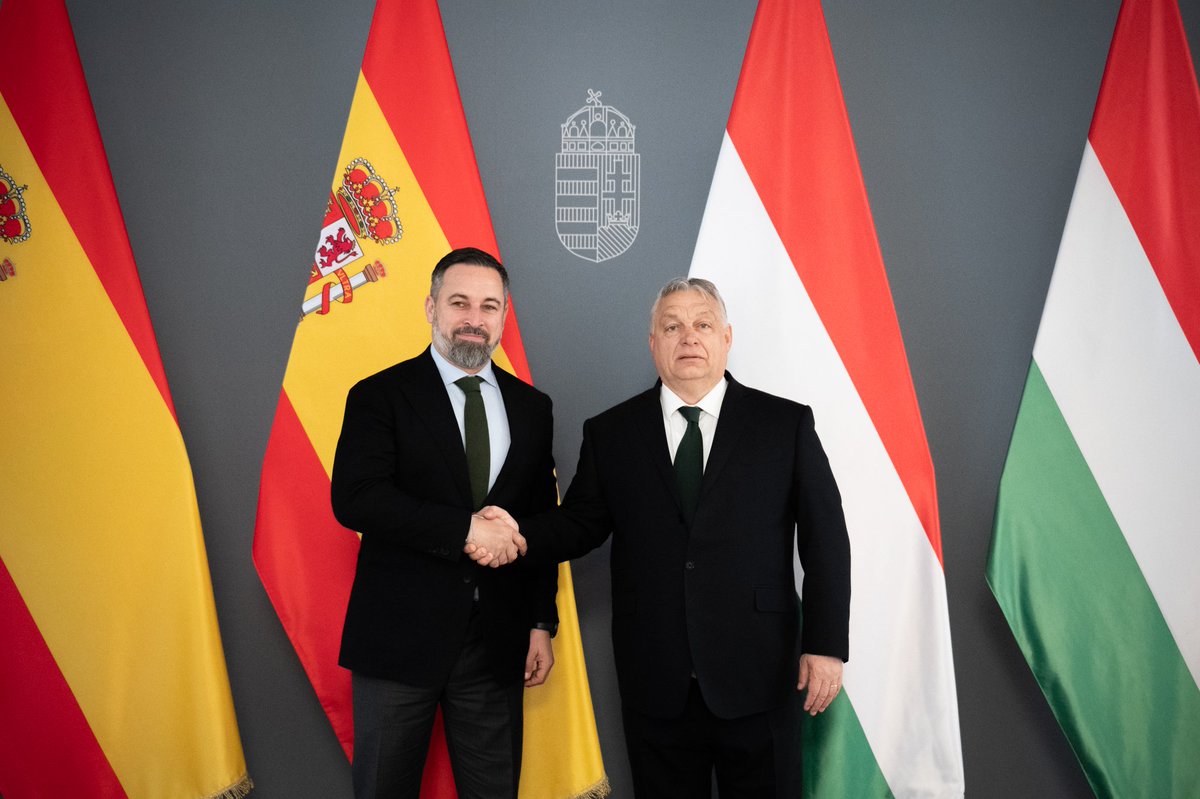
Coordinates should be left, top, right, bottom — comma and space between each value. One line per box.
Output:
987, 362, 1200, 799
803, 691, 894, 798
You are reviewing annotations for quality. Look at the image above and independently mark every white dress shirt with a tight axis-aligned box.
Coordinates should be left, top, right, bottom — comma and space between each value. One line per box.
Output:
659, 378, 728, 468
430, 346, 510, 493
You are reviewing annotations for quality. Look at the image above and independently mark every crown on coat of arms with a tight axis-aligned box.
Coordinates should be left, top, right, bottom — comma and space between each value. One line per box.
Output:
0, 166, 31, 245
335, 158, 402, 245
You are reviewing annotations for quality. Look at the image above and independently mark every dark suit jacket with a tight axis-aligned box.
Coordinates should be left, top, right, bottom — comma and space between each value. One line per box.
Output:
331, 347, 558, 687
522, 374, 850, 720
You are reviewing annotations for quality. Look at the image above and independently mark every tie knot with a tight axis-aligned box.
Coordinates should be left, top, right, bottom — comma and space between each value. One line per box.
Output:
455, 375, 484, 394
679, 406, 702, 424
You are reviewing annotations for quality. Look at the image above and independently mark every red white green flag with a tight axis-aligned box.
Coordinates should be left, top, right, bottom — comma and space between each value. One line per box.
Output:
988, 1, 1200, 796
688, 0, 964, 795
0, 1, 250, 797
252, 1, 608, 796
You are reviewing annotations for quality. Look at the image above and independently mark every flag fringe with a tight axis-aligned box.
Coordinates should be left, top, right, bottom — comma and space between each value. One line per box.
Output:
564, 775, 611, 799
202, 774, 254, 799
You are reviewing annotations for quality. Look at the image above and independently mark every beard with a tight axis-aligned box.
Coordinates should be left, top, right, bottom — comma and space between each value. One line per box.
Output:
432, 321, 496, 371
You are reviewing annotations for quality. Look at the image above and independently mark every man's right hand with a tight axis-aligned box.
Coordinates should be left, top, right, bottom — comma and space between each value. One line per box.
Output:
465, 511, 525, 567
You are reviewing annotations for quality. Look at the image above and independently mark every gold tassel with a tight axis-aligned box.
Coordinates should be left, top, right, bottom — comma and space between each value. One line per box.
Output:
201, 773, 254, 799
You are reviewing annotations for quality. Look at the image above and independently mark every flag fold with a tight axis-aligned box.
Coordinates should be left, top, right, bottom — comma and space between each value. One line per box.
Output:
988, 1, 1200, 796
0, 1, 250, 797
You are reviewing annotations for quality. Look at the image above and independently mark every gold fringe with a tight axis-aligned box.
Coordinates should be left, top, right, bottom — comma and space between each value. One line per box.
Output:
201, 773, 254, 799
564, 774, 612, 799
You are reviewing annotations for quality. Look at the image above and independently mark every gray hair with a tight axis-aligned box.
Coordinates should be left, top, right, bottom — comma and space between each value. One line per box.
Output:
649, 277, 729, 330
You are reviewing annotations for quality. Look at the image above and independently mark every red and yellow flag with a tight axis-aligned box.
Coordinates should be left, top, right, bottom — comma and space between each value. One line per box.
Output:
252, 1, 607, 796
0, 1, 250, 797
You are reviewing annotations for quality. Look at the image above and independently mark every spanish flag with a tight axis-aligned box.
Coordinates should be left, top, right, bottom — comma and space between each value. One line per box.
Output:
251, 1, 608, 796
0, 1, 251, 797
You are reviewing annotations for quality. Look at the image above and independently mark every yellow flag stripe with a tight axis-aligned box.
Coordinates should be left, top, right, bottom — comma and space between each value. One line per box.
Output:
521, 563, 609, 796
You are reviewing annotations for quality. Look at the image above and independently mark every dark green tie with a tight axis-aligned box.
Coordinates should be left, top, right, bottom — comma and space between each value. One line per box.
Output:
674, 406, 703, 520
456, 376, 490, 509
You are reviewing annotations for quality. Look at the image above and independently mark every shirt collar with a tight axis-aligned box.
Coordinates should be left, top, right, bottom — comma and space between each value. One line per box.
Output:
660, 377, 728, 421
429, 344, 497, 389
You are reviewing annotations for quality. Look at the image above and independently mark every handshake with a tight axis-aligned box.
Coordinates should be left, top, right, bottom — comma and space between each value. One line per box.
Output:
463, 506, 525, 567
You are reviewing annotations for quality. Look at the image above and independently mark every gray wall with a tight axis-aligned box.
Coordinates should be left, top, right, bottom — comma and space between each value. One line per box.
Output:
59, 1, 1200, 796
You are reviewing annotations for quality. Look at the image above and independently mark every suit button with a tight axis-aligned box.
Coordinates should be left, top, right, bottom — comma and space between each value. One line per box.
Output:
462, 575, 473, 584
685, 561, 695, 570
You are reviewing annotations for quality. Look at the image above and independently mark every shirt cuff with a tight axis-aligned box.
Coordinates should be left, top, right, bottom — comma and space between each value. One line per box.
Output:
532, 621, 558, 638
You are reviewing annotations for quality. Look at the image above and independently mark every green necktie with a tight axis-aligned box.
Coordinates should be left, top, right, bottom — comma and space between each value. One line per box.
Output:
674, 406, 703, 520
456, 376, 490, 509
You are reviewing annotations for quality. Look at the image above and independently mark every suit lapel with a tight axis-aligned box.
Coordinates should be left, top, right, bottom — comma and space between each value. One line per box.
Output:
400, 348, 474, 508
631, 384, 688, 514
700, 374, 747, 495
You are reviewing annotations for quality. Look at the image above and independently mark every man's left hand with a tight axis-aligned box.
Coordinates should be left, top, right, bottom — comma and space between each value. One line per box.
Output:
525, 629, 554, 687
797, 653, 843, 716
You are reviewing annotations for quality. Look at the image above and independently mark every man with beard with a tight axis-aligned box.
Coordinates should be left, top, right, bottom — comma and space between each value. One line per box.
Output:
331, 248, 557, 799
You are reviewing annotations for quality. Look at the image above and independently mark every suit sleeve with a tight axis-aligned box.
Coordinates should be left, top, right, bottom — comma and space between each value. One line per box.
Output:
793, 405, 852, 661
522, 394, 561, 630
521, 417, 616, 564
330, 379, 470, 560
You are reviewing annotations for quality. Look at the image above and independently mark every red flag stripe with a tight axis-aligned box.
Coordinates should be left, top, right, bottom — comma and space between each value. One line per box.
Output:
253, 390, 360, 758
0, 0, 176, 418
1089, 0, 1200, 362
0, 556, 127, 798
359, 0, 532, 384
726, 0, 942, 558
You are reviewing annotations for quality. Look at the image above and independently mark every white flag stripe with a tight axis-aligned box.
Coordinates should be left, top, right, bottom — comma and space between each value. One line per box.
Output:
1034, 142, 1200, 685
692, 134, 963, 796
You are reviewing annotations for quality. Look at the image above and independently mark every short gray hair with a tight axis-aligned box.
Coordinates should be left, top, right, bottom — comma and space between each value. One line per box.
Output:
650, 277, 729, 330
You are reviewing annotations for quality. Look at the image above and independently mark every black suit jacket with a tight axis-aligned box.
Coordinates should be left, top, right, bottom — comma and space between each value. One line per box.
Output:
331, 348, 558, 687
522, 374, 850, 719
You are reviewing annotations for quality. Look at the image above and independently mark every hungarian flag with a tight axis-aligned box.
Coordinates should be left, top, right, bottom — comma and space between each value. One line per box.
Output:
0, 1, 251, 798
688, 0, 964, 795
987, 0, 1200, 795
252, 1, 608, 797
